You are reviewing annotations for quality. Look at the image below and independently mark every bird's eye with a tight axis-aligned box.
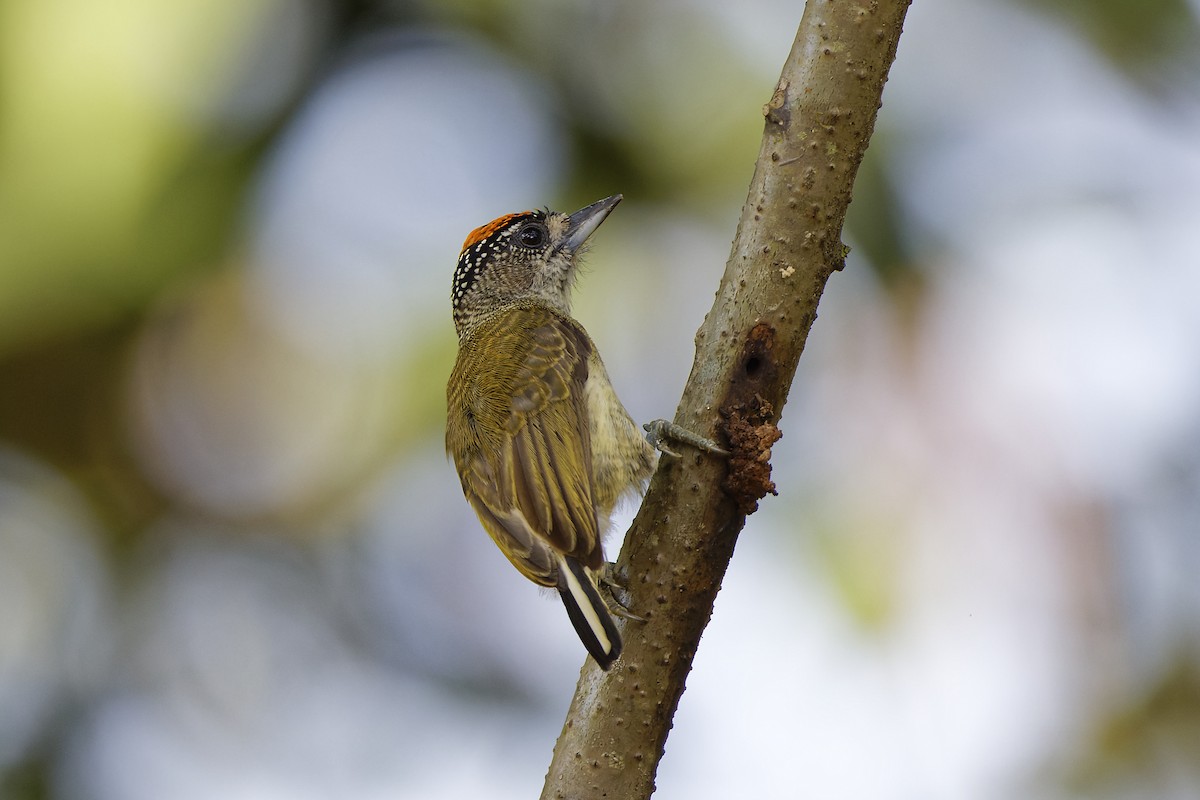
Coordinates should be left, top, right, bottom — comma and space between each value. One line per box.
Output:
517, 224, 546, 248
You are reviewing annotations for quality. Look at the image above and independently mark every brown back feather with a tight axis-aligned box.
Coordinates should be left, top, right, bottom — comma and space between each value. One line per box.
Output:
446, 304, 603, 583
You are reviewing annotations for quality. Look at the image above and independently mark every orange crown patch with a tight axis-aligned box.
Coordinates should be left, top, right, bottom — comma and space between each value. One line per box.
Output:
461, 212, 534, 252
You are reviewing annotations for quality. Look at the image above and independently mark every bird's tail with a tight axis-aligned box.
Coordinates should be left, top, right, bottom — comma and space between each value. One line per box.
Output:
556, 556, 622, 670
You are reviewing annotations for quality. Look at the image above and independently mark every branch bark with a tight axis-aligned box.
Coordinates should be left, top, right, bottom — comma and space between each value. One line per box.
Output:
542, 1, 911, 797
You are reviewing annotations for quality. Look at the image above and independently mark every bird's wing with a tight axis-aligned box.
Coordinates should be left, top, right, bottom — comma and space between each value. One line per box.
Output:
453, 311, 603, 584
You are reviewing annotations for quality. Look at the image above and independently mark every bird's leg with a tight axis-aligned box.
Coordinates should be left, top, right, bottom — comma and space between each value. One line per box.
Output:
643, 419, 729, 459
599, 562, 647, 622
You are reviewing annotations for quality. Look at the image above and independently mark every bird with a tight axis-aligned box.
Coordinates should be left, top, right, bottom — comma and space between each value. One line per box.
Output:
445, 195, 655, 670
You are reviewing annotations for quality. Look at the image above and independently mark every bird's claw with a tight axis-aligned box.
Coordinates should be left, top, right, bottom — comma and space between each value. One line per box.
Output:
643, 419, 729, 458
600, 562, 647, 623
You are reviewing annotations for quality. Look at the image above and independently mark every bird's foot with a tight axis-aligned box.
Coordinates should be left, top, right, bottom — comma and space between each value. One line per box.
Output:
599, 562, 647, 623
643, 419, 729, 459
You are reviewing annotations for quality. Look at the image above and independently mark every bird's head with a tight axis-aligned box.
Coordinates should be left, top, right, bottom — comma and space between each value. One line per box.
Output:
451, 195, 622, 337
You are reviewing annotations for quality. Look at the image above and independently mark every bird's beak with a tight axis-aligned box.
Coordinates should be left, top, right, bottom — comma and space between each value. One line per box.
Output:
562, 194, 622, 253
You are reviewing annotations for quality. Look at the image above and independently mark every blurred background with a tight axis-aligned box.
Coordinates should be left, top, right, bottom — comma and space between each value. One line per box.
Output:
1, 0, 1199, 797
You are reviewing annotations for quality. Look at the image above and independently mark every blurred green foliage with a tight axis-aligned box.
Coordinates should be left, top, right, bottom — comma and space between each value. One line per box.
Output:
1065, 658, 1200, 796
1025, 0, 1200, 90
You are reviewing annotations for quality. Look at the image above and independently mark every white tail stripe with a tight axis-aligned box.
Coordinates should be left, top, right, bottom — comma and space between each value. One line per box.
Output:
560, 559, 612, 655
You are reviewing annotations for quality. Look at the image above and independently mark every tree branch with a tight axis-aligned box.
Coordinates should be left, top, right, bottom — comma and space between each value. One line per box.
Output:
541, 1, 911, 797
